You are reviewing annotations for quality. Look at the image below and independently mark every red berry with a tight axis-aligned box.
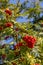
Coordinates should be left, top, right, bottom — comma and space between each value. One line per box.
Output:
2, 54, 6, 59
5, 22, 13, 27
23, 35, 29, 41
0, 26, 3, 31
5, 9, 12, 15
14, 42, 23, 49
15, 28, 19, 31
27, 42, 34, 48
18, 42, 23, 46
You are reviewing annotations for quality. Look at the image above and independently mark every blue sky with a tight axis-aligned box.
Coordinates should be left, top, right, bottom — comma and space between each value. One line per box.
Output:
9, 0, 43, 22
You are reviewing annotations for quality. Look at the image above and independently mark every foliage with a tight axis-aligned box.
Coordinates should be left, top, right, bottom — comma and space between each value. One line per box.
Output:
0, 0, 43, 65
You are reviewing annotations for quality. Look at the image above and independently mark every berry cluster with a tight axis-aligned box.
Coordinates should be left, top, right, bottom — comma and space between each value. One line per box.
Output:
5, 9, 12, 15
4, 22, 13, 27
23, 35, 36, 48
14, 42, 23, 49
0, 22, 13, 31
